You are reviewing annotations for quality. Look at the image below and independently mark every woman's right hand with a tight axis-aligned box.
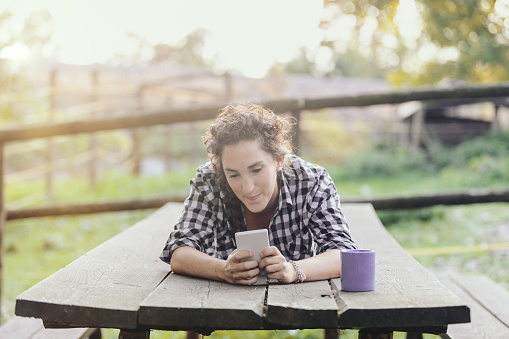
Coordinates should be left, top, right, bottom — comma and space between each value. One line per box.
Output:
222, 249, 260, 285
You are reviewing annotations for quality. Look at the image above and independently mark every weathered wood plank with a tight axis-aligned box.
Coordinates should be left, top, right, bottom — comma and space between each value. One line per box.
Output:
0, 316, 99, 339
15, 203, 180, 330
334, 204, 470, 332
0, 316, 44, 338
450, 272, 509, 329
139, 273, 266, 331
14, 202, 471, 335
436, 272, 509, 339
265, 280, 338, 329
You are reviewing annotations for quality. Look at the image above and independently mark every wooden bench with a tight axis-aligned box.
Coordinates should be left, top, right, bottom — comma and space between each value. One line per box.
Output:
0, 316, 101, 338
435, 271, 509, 338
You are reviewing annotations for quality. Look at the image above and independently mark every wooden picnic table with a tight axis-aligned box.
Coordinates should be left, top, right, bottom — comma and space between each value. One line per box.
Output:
15, 203, 470, 338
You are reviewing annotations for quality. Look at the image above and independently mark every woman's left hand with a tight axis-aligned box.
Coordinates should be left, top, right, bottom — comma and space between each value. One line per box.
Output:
259, 246, 296, 284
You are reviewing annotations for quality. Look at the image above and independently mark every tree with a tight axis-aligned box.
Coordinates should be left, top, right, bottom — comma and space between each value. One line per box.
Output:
413, 0, 509, 84
0, 9, 53, 123
290, 0, 509, 86
117, 28, 212, 67
151, 28, 211, 66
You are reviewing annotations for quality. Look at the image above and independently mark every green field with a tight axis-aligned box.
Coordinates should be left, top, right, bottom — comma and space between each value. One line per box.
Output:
3, 130, 509, 338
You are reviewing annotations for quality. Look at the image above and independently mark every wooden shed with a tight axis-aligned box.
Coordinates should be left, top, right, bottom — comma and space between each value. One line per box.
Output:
399, 96, 509, 148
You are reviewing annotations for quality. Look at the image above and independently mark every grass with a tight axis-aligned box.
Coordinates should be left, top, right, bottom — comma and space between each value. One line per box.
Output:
3, 131, 509, 337
378, 203, 509, 291
4, 170, 508, 339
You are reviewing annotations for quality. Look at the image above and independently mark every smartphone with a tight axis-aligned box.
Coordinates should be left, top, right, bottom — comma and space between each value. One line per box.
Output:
234, 229, 270, 263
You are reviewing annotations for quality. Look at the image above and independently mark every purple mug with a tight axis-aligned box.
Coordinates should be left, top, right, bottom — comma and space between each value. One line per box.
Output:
341, 249, 375, 292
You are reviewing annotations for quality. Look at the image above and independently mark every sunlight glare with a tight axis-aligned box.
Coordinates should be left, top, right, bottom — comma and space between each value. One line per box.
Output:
5, 0, 324, 78
0, 43, 30, 60
394, 0, 422, 47
202, 0, 323, 78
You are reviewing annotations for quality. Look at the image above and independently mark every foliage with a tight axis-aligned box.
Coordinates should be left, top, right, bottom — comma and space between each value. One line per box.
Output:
116, 28, 212, 67
3, 134, 509, 337
336, 145, 432, 178
150, 28, 212, 66
336, 129, 509, 187
0, 9, 53, 81
284, 0, 509, 85
6, 167, 196, 208
446, 130, 509, 166
283, 47, 385, 78
0, 9, 53, 125
299, 109, 368, 165
429, 130, 509, 185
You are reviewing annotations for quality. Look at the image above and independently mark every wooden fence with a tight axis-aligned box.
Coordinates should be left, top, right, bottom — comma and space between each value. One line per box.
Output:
1, 82, 509, 308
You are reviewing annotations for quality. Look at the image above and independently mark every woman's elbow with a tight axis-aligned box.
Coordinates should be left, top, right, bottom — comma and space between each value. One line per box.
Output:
169, 247, 188, 274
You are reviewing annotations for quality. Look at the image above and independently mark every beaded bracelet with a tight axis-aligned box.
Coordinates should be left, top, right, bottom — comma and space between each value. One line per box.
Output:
289, 260, 306, 283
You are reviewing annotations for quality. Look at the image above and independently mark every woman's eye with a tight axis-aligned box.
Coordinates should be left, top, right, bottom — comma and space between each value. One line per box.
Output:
252, 168, 262, 173
229, 174, 239, 178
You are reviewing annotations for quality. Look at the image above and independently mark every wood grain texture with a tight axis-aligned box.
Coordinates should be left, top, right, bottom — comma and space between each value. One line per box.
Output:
450, 272, 509, 329
15, 203, 180, 329
139, 273, 266, 331
14, 202, 471, 334
436, 272, 509, 339
335, 204, 470, 331
265, 280, 339, 329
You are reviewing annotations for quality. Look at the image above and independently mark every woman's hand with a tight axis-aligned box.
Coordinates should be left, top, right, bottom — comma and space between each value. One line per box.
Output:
222, 249, 261, 285
259, 246, 297, 284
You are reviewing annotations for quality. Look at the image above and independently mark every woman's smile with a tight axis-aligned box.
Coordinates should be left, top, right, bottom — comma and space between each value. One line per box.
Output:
246, 194, 261, 201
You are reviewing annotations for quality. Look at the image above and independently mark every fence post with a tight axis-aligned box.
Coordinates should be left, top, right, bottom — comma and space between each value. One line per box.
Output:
291, 110, 301, 155
224, 71, 232, 103
89, 70, 99, 187
131, 85, 144, 176
0, 142, 5, 312
410, 105, 426, 150
491, 105, 501, 131
46, 69, 57, 199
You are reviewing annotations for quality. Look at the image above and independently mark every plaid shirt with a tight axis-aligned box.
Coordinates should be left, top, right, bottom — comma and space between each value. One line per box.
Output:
160, 155, 356, 263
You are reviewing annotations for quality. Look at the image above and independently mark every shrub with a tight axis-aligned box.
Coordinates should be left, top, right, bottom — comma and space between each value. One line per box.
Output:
338, 145, 432, 178
338, 129, 509, 181
447, 130, 509, 168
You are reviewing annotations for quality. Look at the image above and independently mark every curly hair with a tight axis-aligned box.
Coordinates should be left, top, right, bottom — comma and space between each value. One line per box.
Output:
203, 103, 294, 233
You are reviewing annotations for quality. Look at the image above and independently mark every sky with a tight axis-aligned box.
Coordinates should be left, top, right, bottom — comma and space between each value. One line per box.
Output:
2, 0, 325, 78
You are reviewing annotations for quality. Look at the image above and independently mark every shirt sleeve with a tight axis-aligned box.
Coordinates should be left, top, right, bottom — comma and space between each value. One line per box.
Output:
159, 167, 220, 264
306, 169, 357, 254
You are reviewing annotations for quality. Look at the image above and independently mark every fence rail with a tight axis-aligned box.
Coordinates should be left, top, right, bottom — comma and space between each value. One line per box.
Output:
2, 83, 509, 218
5, 187, 509, 220
2, 83, 509, 143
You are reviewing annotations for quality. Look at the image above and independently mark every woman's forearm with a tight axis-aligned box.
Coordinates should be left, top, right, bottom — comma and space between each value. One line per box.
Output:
170, 246, 261, 285
170, 246, 226, 281
295, 249, 342, 282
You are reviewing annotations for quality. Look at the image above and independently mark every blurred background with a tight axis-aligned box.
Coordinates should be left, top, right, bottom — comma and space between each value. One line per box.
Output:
1, 1, 509, 338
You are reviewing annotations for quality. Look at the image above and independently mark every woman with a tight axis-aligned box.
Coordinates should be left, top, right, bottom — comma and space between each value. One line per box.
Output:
160, 103, 356, 285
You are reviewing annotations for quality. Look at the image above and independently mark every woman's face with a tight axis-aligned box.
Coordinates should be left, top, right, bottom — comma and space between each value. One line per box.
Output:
221, 140, 283, 214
